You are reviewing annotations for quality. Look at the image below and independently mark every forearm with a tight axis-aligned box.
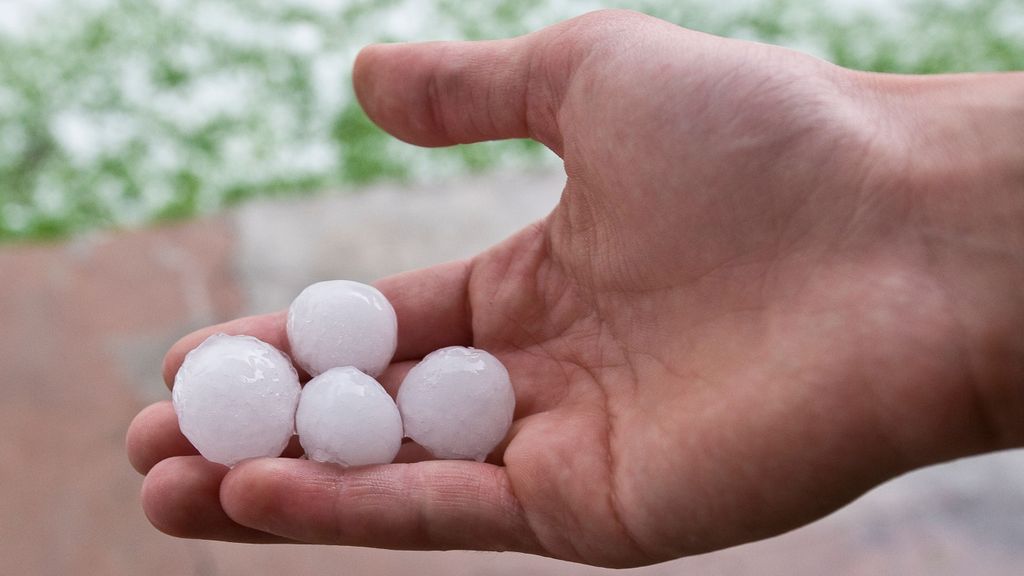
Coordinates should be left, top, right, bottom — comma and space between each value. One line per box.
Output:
873, 71, 1024, 449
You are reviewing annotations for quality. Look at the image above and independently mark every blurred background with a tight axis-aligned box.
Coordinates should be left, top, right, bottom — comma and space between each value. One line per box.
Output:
1, 0, 1022, 574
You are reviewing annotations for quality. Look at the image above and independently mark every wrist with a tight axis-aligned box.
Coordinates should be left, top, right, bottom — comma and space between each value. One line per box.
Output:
888, 72, 1023, 194
870, 72, 1024, 449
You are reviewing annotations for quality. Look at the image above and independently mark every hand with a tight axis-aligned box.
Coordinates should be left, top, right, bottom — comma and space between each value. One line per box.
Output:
127, 10, 1024, 567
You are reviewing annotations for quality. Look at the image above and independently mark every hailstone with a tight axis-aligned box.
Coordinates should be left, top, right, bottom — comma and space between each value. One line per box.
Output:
397, 346, 515, 461
287, 280, 398, 377
296, 366, 403, 467
172, 334, 301, 467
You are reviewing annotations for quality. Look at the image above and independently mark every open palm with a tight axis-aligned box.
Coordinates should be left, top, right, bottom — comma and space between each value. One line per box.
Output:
128, 10, 1023, 568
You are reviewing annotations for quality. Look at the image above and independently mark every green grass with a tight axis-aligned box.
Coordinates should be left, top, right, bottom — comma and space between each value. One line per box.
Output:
0, 0, 1021, 242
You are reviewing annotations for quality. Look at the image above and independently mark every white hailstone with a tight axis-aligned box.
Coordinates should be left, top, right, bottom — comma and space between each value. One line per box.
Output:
397, 346, 515, 462
286, 280, 398, 378
296, 366, 403, 467
172, 334, 301, 467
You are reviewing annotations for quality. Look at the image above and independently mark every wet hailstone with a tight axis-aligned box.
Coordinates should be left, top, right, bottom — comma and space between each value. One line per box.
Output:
286, 280, 398, 378
397, 346, 515, 462
296, 366, 403, 467
172, 334, 301, 467
174, 282, 516, 467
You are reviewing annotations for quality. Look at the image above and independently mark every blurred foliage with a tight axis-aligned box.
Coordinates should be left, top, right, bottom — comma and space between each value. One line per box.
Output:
0, 0, 1021, 242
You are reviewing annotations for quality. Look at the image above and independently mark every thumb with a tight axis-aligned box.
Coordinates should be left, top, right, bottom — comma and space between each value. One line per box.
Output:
353, 36, 560, 150
351, 11, 637, 153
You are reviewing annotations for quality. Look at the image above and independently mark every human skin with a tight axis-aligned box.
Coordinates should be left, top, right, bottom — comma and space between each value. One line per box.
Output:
126, 10, 1024, 568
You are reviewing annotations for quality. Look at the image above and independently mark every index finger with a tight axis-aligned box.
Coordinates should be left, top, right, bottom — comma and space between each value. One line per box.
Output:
162, 260, 475, 389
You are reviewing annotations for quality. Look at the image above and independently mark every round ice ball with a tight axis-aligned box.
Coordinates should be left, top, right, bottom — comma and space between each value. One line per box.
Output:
286, 280, 398, 378
172, 334, 301, 467
397, 347, 515, 461
296, 367, 403, 467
